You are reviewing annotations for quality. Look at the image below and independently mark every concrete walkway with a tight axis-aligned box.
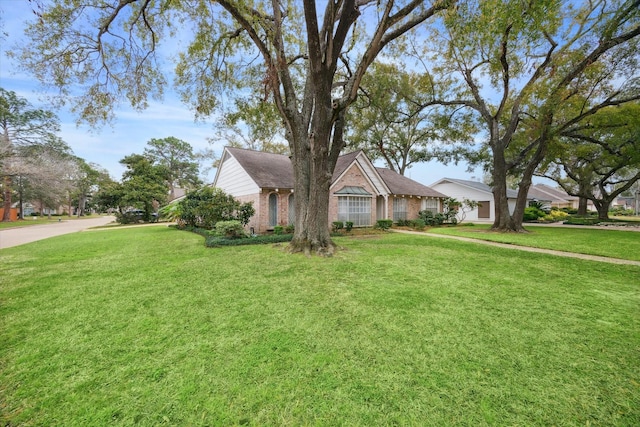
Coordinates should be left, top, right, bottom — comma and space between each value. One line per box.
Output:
0, 216, 117, 249
392, 228, 640, 266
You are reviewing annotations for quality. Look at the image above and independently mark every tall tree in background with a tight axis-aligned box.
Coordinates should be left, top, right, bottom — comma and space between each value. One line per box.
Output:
538, 103, 640, 219
348, 62, 475, 175
120, 154, 168, 221
214, 96, 289, 156
17, 0, 453, 255
0, 88, 60, 221
418, 0, 640, 231
68, 159, 112, 216
143, 137, 201, 200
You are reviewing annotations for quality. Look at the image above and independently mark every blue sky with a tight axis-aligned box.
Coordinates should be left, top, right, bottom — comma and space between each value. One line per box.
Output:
0, 0, 484, 185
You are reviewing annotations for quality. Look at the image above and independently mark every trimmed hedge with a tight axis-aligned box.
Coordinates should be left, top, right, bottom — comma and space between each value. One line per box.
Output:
563, 217, 601, 225
205, 234, 293, 248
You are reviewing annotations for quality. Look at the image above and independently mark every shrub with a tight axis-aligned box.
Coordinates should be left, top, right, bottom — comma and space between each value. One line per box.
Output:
345, 221, 354, 232
523, 207, 546, 221
375, 219, 393, 230
273, 225, 284, 235
332, 221, 344, 232
411, 218, 426, 231
206, 233, 293, 248
543, 210, 569, 222
419, 210, 445, 226
174, 187, 255, 230
563, 216, 601, 225
215, 220, 246, 238
284, 224, 295, 234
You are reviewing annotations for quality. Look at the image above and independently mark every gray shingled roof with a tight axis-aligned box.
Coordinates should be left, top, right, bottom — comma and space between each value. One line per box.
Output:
529, 183, 578, 201
376, 168, 448, 198
226, 147, 294, 188
226, 147, 443, 197
437, 177, 520, 198
332, 151, 360, 181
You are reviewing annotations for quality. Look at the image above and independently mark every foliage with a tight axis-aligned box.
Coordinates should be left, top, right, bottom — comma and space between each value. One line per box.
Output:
563, 216, 602, 226
118, 154, 168, 222
542, 210, 570, 222
420, 0, 640, 231
609, 207, 635, 216
143, 136, 202, 199
0, 88, 63, 221
273, 225, 284, 235
375, 219, 393, 230
345, 221, 354, 232
347, 62, 475, 175
419, 210, 446, 226
15, 0, 453, 255
158, 201, 182, 222
214, 97, 289, 156
206, 233, 293, 248
332, 221, 344, 232
175, 187, 255, 230
523, 207, 546, 222
538, 103, 640, 219
214, 220, 246, 239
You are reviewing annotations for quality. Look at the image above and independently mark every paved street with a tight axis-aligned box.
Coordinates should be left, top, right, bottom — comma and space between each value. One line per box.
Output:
0, 216, 116, 249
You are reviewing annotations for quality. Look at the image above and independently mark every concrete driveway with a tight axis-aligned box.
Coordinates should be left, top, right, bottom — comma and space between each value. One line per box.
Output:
0, 216, 116, 250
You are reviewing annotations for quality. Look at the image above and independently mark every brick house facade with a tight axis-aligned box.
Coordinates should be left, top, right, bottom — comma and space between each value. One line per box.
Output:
213, 147, 448, 234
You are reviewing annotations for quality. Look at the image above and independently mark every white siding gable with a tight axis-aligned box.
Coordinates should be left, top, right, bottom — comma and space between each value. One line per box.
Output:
213, 153, 260, 197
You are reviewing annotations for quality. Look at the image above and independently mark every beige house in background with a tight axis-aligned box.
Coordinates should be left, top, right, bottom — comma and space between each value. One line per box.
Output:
212, 147, 448, 234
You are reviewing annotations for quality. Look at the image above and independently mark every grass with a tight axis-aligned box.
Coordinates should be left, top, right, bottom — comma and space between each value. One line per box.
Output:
0, 215, 104, 229
1, 227, 639, 426
427, 223, 640, 261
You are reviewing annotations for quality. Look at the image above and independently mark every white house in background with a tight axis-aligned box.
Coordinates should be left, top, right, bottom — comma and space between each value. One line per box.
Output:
527, 183, 580, 210
430, 177, 524, 222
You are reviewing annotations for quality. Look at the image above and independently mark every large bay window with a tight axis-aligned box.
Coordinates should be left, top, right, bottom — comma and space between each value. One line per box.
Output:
335, 186, 372, 227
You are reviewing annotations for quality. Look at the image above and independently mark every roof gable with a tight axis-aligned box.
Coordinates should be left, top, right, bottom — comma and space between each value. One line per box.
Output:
225, 147, 294, 189
218, 147, 440, 198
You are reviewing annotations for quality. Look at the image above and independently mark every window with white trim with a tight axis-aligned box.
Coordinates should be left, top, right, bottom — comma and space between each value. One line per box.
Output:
422, 198, 439, 214
393, 197, 407, 221
337, 196, 371, 226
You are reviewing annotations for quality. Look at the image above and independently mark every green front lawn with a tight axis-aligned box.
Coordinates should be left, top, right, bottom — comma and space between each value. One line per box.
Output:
427, 224, 640, 261
1, 228, 639, 426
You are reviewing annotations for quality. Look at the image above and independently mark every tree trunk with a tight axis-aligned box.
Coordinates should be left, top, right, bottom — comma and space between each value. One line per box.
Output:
490, 149, 521, 231
287, 124, 337, 256
2, 175, 12, 222
577, 197, 588, 215
594, 200, 610, 220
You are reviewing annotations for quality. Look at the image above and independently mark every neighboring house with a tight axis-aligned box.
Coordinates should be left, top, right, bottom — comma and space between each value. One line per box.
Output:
430, 177, 525, 222
527, 183, 580, 210
213, 147, 448, 233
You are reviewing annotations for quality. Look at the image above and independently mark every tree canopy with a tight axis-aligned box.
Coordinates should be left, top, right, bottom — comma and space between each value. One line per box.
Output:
0, 87, 62, 221
143, 136, 202, 200
16, 0, 454, 254
414, 0, 640, 231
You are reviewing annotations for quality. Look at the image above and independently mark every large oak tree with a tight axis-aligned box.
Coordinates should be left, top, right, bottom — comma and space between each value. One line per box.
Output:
16, 0, 453, 255
418, 0, 640, 231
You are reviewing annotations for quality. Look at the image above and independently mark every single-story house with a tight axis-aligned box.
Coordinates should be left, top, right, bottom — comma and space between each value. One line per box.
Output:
430, 177, 525, 222
213, 147, 448, 233
527, 183, 580, 210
